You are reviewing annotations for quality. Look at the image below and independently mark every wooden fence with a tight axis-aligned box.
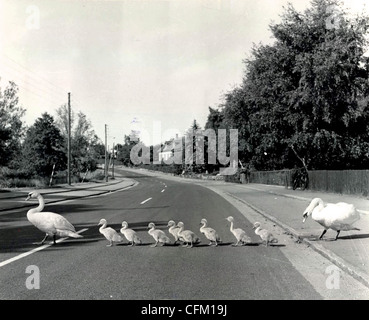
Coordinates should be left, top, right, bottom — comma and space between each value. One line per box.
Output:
249, 170, 291, 187
249, 169, 369, 196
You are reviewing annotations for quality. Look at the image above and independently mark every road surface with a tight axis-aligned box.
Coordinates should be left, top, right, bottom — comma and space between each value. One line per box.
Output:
0, 169, 368, 301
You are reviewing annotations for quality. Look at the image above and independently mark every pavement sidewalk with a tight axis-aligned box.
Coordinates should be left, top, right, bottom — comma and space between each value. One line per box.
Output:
222, 183, 369, 289
0, 175, 136, 212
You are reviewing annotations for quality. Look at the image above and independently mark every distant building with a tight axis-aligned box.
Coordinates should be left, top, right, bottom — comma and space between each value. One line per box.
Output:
158, 134, 182, 162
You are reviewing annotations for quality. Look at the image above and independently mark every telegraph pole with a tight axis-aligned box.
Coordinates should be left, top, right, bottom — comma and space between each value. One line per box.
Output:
67, 92, 71, 185
112, 141, 115, 179
105, 124, 108, 182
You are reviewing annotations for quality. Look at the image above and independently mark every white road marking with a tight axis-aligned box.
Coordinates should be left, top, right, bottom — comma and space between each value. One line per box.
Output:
0, 228, 88, 268
140, 197, 152, 204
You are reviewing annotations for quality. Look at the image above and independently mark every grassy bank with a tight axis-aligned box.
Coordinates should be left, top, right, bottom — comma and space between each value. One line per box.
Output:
0, 167, 106, 188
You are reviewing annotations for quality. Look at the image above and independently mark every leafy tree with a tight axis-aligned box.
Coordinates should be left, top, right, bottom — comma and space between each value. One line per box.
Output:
20, 113, 66, 177
91, 138, 106, 159
55, 105, 98, 175
0, 81, 25, 166
211, 0, 369, 170
205, 107, 225, 131
118, 134, 140, 166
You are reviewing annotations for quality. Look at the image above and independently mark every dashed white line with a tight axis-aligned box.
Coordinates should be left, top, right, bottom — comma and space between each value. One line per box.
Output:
0, 228, 89, 268
140, 197, 152, 204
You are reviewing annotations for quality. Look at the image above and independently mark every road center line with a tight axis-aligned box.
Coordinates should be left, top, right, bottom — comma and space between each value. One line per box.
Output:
0, 228, 88, 268
140, 197, 152, 204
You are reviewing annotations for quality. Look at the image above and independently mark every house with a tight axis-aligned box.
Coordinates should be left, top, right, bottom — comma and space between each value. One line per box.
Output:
158, 134, 182, 162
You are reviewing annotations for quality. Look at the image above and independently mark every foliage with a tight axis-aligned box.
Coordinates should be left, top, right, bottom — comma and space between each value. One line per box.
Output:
0, 81, 26, 166
117, 134, 141, 166
207, 0, 369, 170
55, 105, 99, 175
17, 113, 67, 177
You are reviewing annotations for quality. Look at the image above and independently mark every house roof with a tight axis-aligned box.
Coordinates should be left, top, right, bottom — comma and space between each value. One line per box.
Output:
159, 137, 182, 153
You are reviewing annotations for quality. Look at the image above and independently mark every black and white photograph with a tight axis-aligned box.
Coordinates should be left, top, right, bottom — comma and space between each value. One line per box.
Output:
1, 0, 369, 308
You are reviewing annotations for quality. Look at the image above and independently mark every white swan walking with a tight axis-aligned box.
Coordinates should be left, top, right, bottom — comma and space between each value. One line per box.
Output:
200, 218, 221, 246
177, 221, 201, 248
167, 220, 183, 244
147, 222, 171, 247
26, 191, 83, 245
253, 222, 278, 247
303, 198, 363, 240
120, 221, 142, 246
98, 218, 123, 247
226, 216, 252, 246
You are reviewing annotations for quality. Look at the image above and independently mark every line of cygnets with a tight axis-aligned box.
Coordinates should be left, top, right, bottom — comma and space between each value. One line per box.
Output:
97, 217, 279, 248
25, 191, 278, 247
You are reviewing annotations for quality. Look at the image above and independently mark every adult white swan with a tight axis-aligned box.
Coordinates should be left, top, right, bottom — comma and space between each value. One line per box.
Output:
26, 191, 83, 245
303, 198, 363, 240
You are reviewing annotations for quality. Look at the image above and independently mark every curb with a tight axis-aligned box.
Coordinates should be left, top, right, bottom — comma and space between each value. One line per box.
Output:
242, 185, 311, 202
0, 179, 137, 212
0, 178, 126, 201
225, 192, 369, 290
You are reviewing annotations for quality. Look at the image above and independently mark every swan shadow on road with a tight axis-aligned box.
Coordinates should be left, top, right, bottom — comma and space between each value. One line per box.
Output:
303, 233, 369, 241
127, 220, 170, 231
263, 243, 286, 247
45, 237, 101, 248
193, 242, 235, 248
338, 233, 369, 240
0, 223, 101, 253
226, 242, 285, 247
116, 242, 155, 247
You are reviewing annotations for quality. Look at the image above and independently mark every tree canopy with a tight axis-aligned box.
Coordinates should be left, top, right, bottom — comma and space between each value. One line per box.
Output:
207, 0, 369, 170
55, 104, 99, 175
0, 81, 25, 166
20, 113, 66, 177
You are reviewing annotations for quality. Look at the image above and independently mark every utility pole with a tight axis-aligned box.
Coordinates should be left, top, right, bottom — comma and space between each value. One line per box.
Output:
112, 141, 115, 179
105, 124, 108, 182
67, 92, 71, 185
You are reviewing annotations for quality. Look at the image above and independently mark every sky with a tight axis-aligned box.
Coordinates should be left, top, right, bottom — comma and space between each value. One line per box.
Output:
0, 0, 368, 148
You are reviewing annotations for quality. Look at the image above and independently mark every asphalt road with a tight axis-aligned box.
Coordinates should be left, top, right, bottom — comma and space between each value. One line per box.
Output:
0, 169, 367, 300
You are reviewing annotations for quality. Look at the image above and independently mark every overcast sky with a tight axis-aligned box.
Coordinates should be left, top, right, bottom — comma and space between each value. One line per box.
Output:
0, 0, 367, 147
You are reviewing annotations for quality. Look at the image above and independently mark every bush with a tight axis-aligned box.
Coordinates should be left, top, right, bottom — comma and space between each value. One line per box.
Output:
0, 167, 49, 188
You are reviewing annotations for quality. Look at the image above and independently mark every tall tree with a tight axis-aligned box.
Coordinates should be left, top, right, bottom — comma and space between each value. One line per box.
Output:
0, 81, 26, 166
55, 105, 98, 175
20, 113, 66, 177
118, 134, 140, 166
214, 0, 369, 170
